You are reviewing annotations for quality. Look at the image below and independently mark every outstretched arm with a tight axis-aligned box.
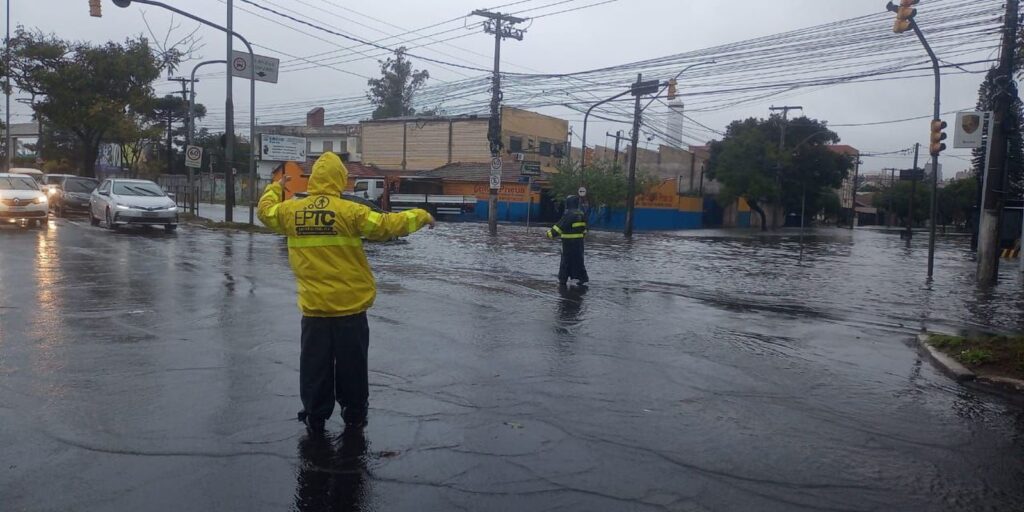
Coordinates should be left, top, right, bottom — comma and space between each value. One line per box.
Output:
357, 207, 435, 241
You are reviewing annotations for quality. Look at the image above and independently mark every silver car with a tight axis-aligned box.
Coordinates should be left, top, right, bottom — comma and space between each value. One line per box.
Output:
90, 179, 178, 232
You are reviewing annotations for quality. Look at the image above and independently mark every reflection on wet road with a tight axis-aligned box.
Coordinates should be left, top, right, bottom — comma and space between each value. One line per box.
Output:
2, 218, 1023, 511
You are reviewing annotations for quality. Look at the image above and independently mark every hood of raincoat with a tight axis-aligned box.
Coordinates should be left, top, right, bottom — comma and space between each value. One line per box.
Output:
565, 195, 580, 210
307, 152, 348, 196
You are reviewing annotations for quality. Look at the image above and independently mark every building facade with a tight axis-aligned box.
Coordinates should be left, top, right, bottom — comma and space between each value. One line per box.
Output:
254, 107, 360, 178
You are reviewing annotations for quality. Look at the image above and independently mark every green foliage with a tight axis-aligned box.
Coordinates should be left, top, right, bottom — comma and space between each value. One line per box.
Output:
9, 29, 165, 177
938, 177, 978, 227
872, 181, 930, 225
192, 128, 252, 175
958, 348, 994, 366
972, 68, 1023, 200
707, 116, 852, 229
367, 47, 430, 120
928, 334, 965, 349
549, 160, 658, 209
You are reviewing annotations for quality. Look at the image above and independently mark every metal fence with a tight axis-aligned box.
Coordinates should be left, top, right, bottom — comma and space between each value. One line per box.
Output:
158, 174, 272, 214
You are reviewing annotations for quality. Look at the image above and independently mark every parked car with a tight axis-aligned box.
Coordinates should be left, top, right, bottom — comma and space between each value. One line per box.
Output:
46, 175, 98, 217
10, 168, 44, 186
0, 173, 48, 228
90, 178, 178, 232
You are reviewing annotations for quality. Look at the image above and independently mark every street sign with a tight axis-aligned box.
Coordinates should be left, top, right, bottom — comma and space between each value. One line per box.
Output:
260, 134, 307, 161
489, 171, 502, 190
231, 50, 280, 84
490, 156, 503, 171
184, 145, 203, 168
578, 186, 587, 197
520, 161, 541, 176
631, 79, 661, 96
954, 111, 991, 149
900, 169, 924, 181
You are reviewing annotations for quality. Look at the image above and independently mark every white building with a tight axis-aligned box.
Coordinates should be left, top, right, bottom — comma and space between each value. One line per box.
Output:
253, 107, 360, 178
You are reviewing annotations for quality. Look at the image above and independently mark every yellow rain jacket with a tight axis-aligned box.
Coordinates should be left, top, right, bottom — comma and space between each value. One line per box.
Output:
258, 152, 432, 317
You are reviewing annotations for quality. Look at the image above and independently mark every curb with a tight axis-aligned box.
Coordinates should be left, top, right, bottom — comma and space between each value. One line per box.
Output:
916, 334, 1024, 396
916, 334, 975, 382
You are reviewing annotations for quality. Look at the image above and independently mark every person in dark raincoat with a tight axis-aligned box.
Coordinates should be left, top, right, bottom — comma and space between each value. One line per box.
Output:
547, 195, 589, 286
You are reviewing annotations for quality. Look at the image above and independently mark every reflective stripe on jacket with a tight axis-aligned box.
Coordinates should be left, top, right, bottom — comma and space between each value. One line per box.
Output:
547, 209, 587, 240
258, 152, 432, 317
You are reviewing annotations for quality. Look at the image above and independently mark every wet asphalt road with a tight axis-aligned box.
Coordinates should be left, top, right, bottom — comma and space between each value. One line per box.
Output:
2, 218, 1024, 512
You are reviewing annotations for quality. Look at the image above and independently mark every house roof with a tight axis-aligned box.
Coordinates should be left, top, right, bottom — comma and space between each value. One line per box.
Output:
416, 161, 550, 182
297, 160, 392, 178
828, 144, 860, 157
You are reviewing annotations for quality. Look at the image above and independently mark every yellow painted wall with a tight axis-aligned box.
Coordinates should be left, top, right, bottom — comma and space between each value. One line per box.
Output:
502, 106, 568, 171
404, 121, 451, 170
361, 123, 405, 170
443, 180, 540, 202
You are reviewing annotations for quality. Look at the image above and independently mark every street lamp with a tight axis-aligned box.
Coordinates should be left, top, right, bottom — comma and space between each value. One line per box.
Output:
111, 0, 257, 224
579, 60, 715, 170
184, 59, 226, 215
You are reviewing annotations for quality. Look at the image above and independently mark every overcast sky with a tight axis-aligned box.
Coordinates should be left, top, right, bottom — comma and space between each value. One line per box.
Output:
5, 0, 1006, 175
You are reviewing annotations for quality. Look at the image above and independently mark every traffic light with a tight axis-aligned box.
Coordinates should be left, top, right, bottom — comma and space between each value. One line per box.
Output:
892, 0, 920, 34
89, 0, 101, 17
667, 79, 678, 101
930, 119, 947, 155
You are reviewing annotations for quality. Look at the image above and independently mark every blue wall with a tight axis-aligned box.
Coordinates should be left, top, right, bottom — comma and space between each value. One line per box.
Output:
474, 200, 542, 223
586, 207, 702, 231
737, 212, 752, 228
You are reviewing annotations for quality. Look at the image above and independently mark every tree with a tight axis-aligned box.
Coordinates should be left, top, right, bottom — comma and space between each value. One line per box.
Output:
971, 68, 1023, 201
872, 181, 929, 226
192, 128, 251, 176
366, 47, 430, 120
9, 29, 164, 177
938, 177, 978, 228
550, 160, 658, 210
706, 116, 852, 230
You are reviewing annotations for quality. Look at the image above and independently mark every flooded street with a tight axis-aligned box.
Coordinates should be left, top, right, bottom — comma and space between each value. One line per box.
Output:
2, 219, 1023, 511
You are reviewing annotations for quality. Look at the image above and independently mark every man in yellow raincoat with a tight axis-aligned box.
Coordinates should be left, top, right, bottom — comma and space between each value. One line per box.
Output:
258, 152, 434, 434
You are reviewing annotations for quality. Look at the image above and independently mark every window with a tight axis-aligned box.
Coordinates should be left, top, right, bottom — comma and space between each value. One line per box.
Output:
354, 181, 368, 192
306, 140, 312, 154
64, 178, 98, 193
539, 141, 552, 157
113, 181, 165, 197
528, 138, 535, 149
0, 176, 38, 190
376, 181, 385, 189
554, 143, 565, 158
323, 140, 334, 152
509, 136, 523, 153
99, 181, 111, 194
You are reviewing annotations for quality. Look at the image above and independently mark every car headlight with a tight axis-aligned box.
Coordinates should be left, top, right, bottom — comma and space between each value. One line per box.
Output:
167, 206, 178, 212
115, 204, 131, 210
35, 195, 47, 204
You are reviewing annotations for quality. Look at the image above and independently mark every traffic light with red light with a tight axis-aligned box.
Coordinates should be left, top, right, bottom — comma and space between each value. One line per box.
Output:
667, 79, 678, 101
930, 119, 947, 155
89, 0, 101, 17
892, 0, 920, 34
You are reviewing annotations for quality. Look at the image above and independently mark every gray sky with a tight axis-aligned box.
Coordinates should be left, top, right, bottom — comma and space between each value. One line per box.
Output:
6, 0, 1006, 175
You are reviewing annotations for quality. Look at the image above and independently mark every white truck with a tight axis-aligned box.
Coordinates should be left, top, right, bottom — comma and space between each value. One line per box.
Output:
348, 178, 476, 216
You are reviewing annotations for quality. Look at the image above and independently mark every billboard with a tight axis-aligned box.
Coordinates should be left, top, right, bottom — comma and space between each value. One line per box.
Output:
260, 134, 307, 162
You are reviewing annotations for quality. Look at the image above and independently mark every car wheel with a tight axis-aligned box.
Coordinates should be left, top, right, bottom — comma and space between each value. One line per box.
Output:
164, 224, 178, 233
106, 208, 118, 230
90, 212, 100, 226
37, 218, 48, 229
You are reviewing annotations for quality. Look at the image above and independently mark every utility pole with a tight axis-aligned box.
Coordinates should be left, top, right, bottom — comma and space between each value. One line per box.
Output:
167, 77, 195, 176
883, 167, 897, 226
609, 130, 627, 167
906, 143, 920, 246
474, 9, 524, 236
224, 0, 235, 222
4, 0, 11, 172
976, 0, 1020, 284
770, 105, 802, 229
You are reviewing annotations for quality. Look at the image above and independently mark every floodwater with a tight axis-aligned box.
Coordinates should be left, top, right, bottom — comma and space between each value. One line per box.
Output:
1, 218, 1022, 511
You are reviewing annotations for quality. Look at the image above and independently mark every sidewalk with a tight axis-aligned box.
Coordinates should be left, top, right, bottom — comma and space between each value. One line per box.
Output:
193, 202, 264, 226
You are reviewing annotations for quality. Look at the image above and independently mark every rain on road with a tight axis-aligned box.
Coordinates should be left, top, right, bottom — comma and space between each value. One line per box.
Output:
2, 218, 1023, 511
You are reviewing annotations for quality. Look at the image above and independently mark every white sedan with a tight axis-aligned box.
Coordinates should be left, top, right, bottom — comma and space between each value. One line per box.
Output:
90, 179, 178, 232
0, 173, 48, 228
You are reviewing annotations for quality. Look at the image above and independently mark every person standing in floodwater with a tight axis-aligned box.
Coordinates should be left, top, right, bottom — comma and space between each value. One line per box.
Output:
257, 152, 434, 435
547, 195, 589, 286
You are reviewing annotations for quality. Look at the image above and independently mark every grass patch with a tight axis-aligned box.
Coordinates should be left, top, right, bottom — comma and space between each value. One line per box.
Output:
927, 333, 1024, 380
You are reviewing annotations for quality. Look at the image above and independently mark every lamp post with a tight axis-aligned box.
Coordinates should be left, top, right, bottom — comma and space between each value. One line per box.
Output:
111, 0, 257, 224
186, 59, 226, 215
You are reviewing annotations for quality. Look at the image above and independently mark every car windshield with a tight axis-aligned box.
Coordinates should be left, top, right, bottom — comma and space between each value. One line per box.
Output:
113, 182, 165, 197
65, 178, 98, 193
0, 176, 40, 191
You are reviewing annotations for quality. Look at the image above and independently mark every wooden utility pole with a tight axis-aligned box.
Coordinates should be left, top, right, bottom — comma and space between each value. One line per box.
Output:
977, 0, 1020, 284
473, 10, 524, 236
770, 105, 802, 229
